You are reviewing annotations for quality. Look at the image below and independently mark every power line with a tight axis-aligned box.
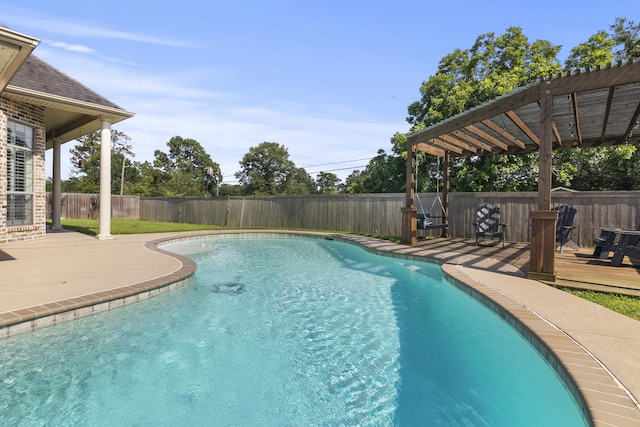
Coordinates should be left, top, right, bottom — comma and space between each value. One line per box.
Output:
299, 157, 373, 169
307, 165, 367, 174
222, 156, 373, 179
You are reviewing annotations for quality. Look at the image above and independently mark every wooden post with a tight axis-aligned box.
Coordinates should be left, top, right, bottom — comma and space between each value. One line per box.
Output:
528, 83, 556, 280
401, 146, 417, 245
441, 150, 450, 238
528, 210, 558, 281
538, 82, 553, 211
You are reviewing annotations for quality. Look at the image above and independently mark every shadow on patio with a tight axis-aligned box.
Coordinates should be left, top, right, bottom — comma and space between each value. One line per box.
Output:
415, 237, 640, 297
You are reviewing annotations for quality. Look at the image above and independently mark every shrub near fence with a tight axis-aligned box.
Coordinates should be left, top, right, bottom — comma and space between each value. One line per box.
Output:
48, 191, 640, 246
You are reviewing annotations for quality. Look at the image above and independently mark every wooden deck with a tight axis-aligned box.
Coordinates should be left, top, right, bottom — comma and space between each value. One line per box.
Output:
415, 237, 640, 297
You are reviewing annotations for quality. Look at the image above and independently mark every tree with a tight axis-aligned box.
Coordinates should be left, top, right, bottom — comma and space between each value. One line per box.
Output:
152, 136, 221, 196
283, 167, 316, 194
404, 27, 562, 192
354, 149, 405, 193
316, 172, 341, 194
235, 142, 297, 195
564, 30, 614, 70
68, 130, 134, 194
611, 17, 640, 61
555, 17, 640, 190
407, 27, 561, 129
343, 170, 367, 194
218, 183, 244, 197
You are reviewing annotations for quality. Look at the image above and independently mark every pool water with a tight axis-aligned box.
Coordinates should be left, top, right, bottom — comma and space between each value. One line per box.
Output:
0, 235, 587, 426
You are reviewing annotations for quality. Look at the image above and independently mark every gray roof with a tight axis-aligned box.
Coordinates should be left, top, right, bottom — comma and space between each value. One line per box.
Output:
9, 54, 123, 110
2, 53, 133, 146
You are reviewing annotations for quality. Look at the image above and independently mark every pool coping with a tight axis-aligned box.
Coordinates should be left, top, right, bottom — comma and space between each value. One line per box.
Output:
0, 240, 197, 338
1, 230, 639, 426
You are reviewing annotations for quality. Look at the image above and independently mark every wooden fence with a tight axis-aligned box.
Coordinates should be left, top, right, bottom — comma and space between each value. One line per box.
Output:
139, 194, 404, 236
48, 191, 640, 246
47, 193, 140, 220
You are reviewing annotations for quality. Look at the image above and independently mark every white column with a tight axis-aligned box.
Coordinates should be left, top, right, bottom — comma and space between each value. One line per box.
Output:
50, 138, 62, 229
97, 119, 113, 240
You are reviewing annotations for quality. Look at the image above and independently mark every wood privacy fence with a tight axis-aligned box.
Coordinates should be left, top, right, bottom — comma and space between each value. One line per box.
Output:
48, 191, 640, 246
47, 193, 140, 220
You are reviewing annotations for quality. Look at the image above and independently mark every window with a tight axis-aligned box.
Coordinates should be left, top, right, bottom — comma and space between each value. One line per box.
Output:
7, 121, 34, 226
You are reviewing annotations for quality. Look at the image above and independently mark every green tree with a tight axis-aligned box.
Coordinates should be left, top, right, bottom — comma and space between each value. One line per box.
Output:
450, 153, 539, 192
611, 17, 640, 61
407, 27, 561, 128
152, 136, 221, 196
283, 168, 316, 194
316, 172, 341, 194
235, 142, 297, 195
414, 152, 448, 193
564, 30, 614, 70
343, 170, 366, 194
555, 17, 640, 190
356, 149, 405, 193
68, 130, 134, 194
218, 183, 244, 197
404, 27, 562, 192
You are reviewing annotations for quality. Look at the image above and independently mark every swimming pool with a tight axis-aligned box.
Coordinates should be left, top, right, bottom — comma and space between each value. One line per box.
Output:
0, 235, 587, 426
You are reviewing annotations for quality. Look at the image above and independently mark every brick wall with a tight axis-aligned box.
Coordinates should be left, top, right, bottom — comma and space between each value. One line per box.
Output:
0, 97, 46, 244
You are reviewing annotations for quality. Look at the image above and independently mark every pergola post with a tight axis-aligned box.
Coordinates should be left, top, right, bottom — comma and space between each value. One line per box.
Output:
441, 150, 450, 238
528, 83, 557, 281
401, 146, 417, 246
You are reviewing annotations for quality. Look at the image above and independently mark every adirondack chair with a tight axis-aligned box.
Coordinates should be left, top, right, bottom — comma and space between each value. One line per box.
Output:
553, 205, 578, 253
593, 223, 640, 259
611, 231, 640, 266
473, 204, 507, 247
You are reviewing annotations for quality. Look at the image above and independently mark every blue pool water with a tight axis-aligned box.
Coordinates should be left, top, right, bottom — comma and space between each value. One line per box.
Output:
0, 235, 587, 426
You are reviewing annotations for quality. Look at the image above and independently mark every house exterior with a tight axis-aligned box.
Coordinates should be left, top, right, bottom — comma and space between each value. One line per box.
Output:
0, 25, 133, 244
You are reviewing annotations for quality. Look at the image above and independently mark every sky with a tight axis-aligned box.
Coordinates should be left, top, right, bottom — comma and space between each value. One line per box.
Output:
1, 0, 636, 184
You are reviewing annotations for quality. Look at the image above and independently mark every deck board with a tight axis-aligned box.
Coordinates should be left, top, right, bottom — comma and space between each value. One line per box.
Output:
415, 237, 640, 296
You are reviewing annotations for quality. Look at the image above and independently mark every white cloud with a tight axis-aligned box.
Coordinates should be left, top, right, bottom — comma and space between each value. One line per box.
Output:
2, 6, 191, 48
48, 41, 95, 54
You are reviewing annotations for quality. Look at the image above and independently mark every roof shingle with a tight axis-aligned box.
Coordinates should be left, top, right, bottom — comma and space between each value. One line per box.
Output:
8, 55, 123, 110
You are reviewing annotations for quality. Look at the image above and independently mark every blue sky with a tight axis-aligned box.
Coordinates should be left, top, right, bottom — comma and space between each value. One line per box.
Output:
1, 1, 636, 183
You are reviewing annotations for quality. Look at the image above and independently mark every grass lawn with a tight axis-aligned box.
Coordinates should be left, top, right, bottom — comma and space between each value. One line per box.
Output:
52, 219, 640, 321
51, 219, 225, 235
560, 288, 640, 321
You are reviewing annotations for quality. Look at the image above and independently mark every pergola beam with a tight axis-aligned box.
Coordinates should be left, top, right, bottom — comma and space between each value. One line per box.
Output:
480, 119, 527, 150
571, 93, 583, 145
600, 87, 615, 144
505, 110, 540, 145
466, 123, 510, 152
407, 83, 541, 147
439, 133, 479, 154
623, 98, 640, 141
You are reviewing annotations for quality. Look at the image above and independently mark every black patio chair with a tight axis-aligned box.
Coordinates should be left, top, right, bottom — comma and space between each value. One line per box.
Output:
611, 230, 640, 266
593, 223, 640, 259
473, 204, 507, 248
553, 205, 578, 253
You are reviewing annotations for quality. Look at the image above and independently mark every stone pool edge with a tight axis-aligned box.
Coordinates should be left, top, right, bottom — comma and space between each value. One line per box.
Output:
0, 239, 197, 339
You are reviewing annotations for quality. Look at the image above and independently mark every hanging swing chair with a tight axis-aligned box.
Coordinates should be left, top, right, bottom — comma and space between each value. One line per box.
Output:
415, 156, 447, 233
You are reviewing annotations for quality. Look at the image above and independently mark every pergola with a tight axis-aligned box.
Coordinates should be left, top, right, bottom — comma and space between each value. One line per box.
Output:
402, 60, 640, 281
